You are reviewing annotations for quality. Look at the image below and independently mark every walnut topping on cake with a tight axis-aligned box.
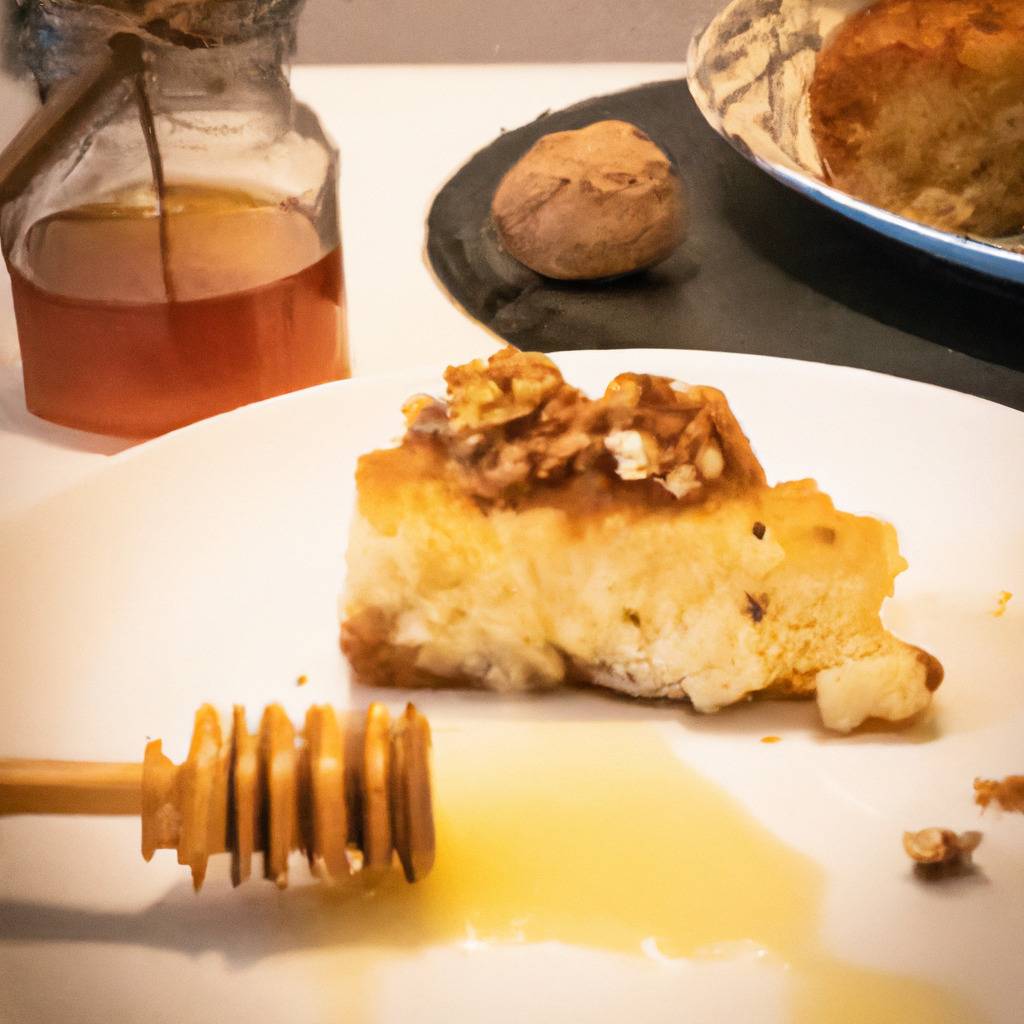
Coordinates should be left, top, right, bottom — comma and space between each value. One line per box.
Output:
403, 348, 766, 504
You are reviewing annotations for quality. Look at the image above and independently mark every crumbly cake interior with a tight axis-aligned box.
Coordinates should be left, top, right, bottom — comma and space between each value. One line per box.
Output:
809, 0, 1024, 237
341, 349, 942, 732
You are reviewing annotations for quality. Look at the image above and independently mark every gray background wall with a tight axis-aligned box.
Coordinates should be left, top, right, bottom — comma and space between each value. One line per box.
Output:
0, 0, 719, 150
293, 0, 721, 62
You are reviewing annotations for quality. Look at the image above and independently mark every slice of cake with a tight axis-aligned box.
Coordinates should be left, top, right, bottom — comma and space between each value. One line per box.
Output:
341, 349, 941, 732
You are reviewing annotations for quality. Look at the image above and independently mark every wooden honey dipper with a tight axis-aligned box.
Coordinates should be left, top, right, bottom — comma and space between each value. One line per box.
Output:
0, 702, 434, 891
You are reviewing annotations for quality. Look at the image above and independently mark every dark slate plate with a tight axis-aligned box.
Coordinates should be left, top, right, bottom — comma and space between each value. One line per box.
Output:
426, 79, 1024, 412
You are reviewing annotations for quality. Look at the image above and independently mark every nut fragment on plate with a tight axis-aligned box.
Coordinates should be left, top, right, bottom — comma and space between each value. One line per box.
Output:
491, 119, 688, 280
903, 828, 982, 874
974, 775, 1024, 813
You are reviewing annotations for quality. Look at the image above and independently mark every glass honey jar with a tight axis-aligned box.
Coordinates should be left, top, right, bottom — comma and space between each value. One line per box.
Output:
0, 0, 348, 437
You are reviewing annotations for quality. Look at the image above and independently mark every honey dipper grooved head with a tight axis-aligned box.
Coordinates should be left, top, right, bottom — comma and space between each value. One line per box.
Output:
139, 702, 435, 891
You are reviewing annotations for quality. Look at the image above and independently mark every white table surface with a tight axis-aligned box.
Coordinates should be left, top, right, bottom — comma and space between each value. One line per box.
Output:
0, 63, 685, 518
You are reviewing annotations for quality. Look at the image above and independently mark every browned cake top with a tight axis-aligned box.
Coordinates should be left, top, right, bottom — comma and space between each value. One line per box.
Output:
400, 348, 766, 505
812, 0, 1024, 144
809, 0, 1024, 234
816, 0, 1024, 69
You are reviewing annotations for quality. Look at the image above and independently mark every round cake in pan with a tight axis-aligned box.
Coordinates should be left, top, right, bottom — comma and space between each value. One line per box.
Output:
810, 0, 1024, 236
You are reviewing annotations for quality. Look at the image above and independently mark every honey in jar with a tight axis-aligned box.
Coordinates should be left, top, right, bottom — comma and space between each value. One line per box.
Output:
1, 1, 347, 437
9, 183, 347, 437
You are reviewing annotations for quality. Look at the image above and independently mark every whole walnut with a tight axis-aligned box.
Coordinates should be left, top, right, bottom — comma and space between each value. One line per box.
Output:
491, 119, 688, 281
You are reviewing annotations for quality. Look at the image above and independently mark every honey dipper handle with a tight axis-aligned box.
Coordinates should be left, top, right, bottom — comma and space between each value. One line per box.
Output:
0, 759, 142, 816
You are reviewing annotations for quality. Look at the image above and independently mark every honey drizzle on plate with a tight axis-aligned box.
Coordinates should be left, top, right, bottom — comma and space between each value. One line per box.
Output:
320, 722, 979, 1023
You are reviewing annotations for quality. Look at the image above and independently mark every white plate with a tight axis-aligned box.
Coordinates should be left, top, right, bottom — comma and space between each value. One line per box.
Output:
1, 349, 1022, 1023
687, 0, 1024, 284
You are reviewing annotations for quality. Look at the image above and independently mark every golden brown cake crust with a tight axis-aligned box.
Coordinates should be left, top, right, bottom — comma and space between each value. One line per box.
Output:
341, 608, 487, 690
809, 0, 1024, 236
401, 347, 766, 507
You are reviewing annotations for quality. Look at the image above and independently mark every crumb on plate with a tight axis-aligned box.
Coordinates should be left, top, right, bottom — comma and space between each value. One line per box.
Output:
974, 775, 1024, 813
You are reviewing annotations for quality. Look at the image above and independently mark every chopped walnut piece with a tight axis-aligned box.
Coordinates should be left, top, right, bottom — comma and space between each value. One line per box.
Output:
403, 395, 448, 435
974, 775, 1024, 813
444, 348, 565, 431
695, 440, 724, 480
903, 828, 982, 873
658, 464, 701, 500
605, 429, 657, 480
405, 347, 766, 505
